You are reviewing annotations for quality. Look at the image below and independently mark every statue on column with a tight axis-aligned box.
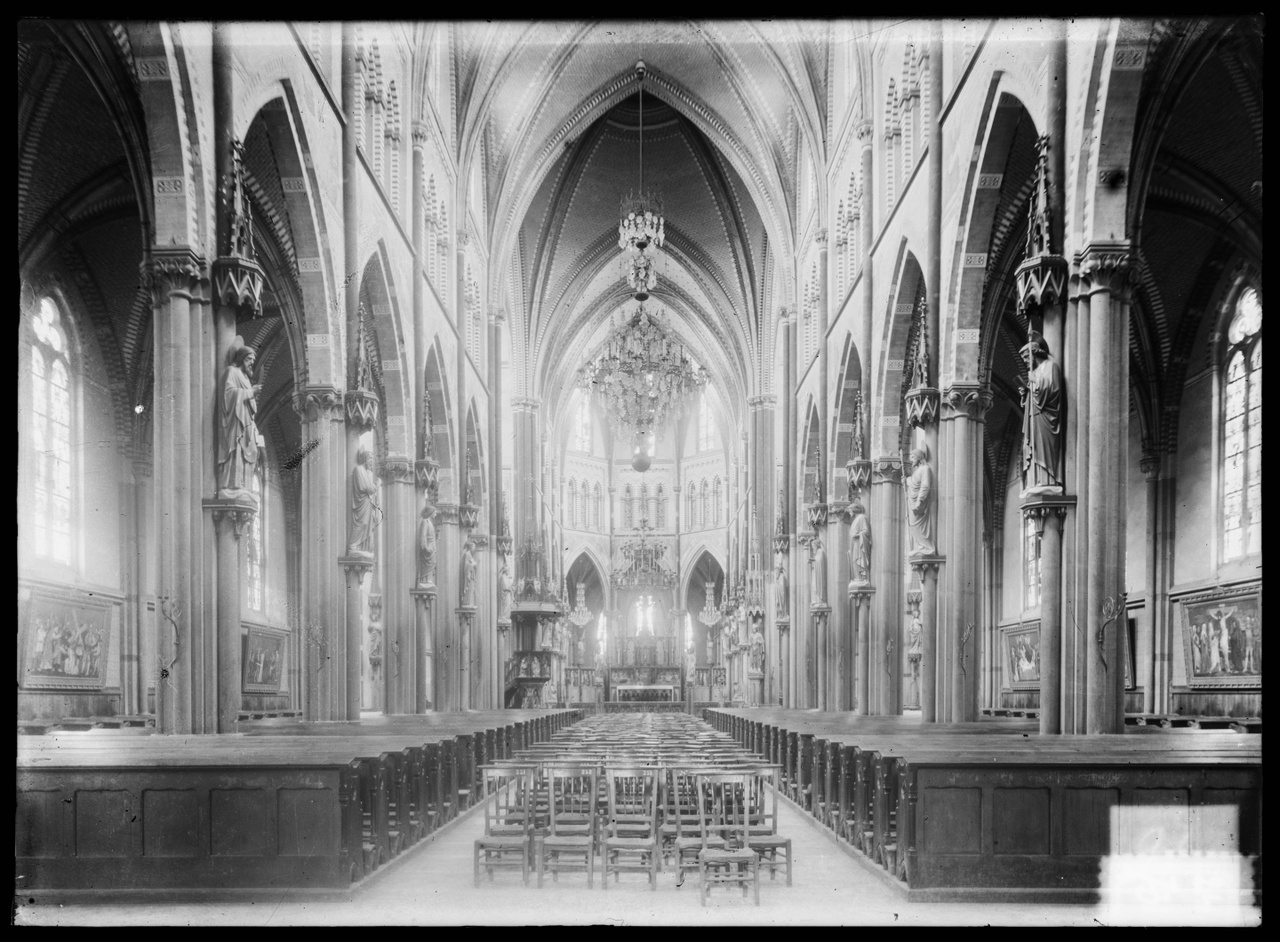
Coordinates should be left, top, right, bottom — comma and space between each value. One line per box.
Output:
1019, 330, 1066, 497
416, 502, 438, 588
685, 645, 697, 682
705, 630, 715, 666
217, 339, 262, 499
907, 607, 923, 707
459, 539, 477, 607
905, 446, 935, 557
497, 554, 513, 621
749, 622, 765, 673
347, 446, 381, 557
808, 535, 828, 605
774, 554, 789, 620
848, 497, 872, 586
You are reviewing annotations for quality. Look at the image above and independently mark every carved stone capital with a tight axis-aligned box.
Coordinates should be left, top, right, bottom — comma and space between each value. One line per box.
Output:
411, 121, 430, 146
904, 386, 940, 428
339, 554, 375, 578
846, 458, 872, 495
909, 554, 944, 576
942, 383, 994, 422
143, 247, 207, 306
1140, 451, 1161, 478
294, 385, 344, 422
511, 397, 542, 414
1020, 494, 1075, 535
814, 228, 829, 247
204, 494, 257, 537
777, 306, 794, 323
855, 120, 874, 143
488, 305, 505, 325
871, 455, 903, 485
378, 457, 415, 486
747, 394, 777, 411
436, 502, 460, 525
1078, 241, 1133, 295
410, 586, 436, 608
456, 228, 470, 247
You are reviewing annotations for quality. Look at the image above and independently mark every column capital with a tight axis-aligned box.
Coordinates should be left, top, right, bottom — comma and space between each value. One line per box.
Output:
436, 502, 460, 525
871, 455, 903, 485
203, 494, 257, 537
909, 554, 944, 575
511, 397, 542, 413
778, 306, 794, 323
942, 383, 993, 422
488, 305, 506, 325
1077, 241, 1132, 293
378, 456, 415, 486
1015, 254, 1069, 318
1020, 494, 1075, 535
293, 385, 344, 421
904, 386, 940, 428
456, 227, 470, 248
339, 554, 375, 578
747, 394, 777, 411
1140, 451, 1162, 479
143, 247, 208, 305
411, 120, 430, 146
814, 228, 829, 248
855, 120, 874, 144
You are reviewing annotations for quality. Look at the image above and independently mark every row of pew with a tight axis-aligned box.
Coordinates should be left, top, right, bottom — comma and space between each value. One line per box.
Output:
16, 709, 582, 890
706, 708, 1263, 897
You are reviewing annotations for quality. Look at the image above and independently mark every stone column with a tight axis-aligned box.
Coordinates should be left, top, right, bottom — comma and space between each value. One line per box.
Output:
1025, 499, 1071, 733
435, 502, 460, 711
1080, 243, 1130, 734
410, 588, 435, 710
850, 587, 874, 715
869, 456, 902, 714
380, 458, 415, 713
457, 607, 475, 712
206, 498, 255, 731
339, 555, 373, 719
777, 308, 797, 707
146, 249, 210, 734
857, 121, 875, 431
830, 501, 849, 711
912, 557, 943, 722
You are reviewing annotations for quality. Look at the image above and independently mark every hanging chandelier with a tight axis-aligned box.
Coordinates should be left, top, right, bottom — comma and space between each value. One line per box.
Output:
577, 302, 708, 462
568, 582, 594, 629
612, 519, 677, 590
618, 61, 664, 301
697, 581, 722, 628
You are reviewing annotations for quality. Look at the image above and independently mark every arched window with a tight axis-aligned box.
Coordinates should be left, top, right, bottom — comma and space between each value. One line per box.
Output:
30, 297, 73, 564
638, 482, 649, 527
567, 478, 578, 529
578, 480, 588, 529
655, 484, 665, 529
686, 487, 696, 530
623, 485, 633, 529
1223, 286, 1262, 560
712, 476, 722, 526
1023, 513, 1041, 610
575, 400, 591, 452
698, 396, 714, 451
248, 462, 266, 613
593, 482, 603, 531
700, 478, 710, 529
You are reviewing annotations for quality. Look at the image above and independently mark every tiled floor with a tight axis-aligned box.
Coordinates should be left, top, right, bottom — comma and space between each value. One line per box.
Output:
16, 791, 1259, 926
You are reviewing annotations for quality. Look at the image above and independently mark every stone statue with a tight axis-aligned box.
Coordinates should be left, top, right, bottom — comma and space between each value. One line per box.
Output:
749, 624, 765, 673
460, 539, 477, 607
497, 555, 513, 621
848, 497, 872, 586
685, 645, 697, 681
416, 502, 438, 588
576, 634, 586, 666
906, 608, 923, 708
809, 536, 828, 605
705, 631, 715, 666
1019, 330, 1066, 497
774, 559, 789, 621
217, 340, 262, 499
347, 446, 380, 556
905, 447, 935, 557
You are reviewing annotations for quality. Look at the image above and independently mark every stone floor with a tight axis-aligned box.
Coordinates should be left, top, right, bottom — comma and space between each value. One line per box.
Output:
16, 786, 1259, 926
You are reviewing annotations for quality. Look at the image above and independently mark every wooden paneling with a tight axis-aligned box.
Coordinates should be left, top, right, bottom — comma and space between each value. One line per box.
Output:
992, 787, 1050, 855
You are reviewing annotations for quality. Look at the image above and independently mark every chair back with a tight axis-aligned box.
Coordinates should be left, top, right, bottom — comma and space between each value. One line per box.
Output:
604, 766, 659, 839
479, 764, 535, 838
695, 771, 756, 850
544, 763, 598, 839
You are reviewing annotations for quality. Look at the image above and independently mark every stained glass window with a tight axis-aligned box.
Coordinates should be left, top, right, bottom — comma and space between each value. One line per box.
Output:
1223, 287, 1262, 560
248, 463, 265, 612
1023, 513, 1041, 610
31, 298, 72, 564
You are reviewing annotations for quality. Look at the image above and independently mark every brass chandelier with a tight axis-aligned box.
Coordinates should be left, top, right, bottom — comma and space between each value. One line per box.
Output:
617, 61, 664, 301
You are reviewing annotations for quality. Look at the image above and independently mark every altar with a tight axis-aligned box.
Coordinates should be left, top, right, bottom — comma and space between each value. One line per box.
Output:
613, 684, 678, 702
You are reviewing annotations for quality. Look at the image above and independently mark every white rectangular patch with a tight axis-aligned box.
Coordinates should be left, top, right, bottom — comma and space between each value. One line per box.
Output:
387, 415, 406, 426
281, 177, 306, 192
964, 253, 988, 267
977, 174, 1003, 188
136, 57, 170, 80
887, 359, 905, 371
372, 303, 390, 316
154, 177, 184, 196
895, 303, 914, 316
955, 329, 980, 344
306, 334, 331, 347
381, 359, 400, 372
1112, 46, 1146, 70
882, 416, 901, 427
298, 257, 322, 273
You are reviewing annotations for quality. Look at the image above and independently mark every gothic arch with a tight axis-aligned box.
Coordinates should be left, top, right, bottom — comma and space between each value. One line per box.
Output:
423, 339, 456, 498
875, 245, 925, 457
832, 333, 865, 481
357, 245, 412, 458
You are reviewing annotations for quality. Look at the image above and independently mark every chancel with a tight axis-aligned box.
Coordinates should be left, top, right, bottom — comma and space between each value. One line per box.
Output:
16, 17, 1262, 927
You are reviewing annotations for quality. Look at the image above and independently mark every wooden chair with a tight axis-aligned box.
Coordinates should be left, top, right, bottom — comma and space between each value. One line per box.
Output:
473, 764, 535, 886
602, 766, 660, 890
745, 766, 792, 885
666, 767, 725, 884
696, 771, 760, 906
534, 764, 598, 887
